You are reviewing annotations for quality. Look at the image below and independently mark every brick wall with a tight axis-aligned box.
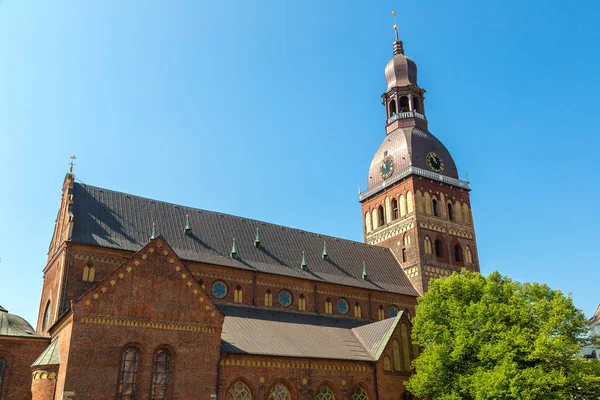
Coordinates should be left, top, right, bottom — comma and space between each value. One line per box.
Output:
0, 336, 49, 400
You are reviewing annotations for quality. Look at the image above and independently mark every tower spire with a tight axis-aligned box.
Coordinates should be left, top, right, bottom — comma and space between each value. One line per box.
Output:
391, 10, 404, 55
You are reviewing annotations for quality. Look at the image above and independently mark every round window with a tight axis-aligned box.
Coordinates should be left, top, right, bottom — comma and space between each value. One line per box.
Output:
211, 281, 228, 298
388, 306, 399, 318
337, 298, 349, 314
278, 290, 292, 307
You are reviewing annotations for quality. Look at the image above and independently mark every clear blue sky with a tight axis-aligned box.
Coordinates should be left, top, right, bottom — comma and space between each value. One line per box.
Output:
1, 1, 599, 325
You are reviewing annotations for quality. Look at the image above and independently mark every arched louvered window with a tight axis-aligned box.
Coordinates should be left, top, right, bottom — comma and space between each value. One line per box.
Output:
316, 385, 335, 400
0, 357, 6, 394
151, 349, 170, 400
391, 198, 399, 220
377, 205, 385, 227
117, 347, 139, 400
227, 381, 252, 400
267, 383, 291, 400
351, 386, 368, 400
42, 301, 51, 332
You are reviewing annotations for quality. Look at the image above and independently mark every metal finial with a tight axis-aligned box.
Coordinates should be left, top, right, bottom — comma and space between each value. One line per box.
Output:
362, 261, 368, 280
465, 171, 470, 183
231, 237, 238, 258
69, 155, 77, 173
184, 214, 191, 233
357, 183, 361, 195
392, 10, 399, 41
301, 251, 307, 270
322, 241, 328, 260
150, 223, 156, 240
254, 227, 261, 247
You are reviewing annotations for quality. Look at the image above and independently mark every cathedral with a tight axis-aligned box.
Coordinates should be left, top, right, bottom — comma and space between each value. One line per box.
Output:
0, 29, 479, 400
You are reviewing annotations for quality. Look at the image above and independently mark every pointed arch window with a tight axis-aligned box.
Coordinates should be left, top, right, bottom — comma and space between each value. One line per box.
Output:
264, 290, 273, 307
447, 203, 454, 221
399, 96, 409, 112
424, 236, 432, 254
432, 199, 439, 217
117, 347, 139, 400
378, 305, 385, 320
403, 233, 411, 246
377, 205, 385, 227
391, 198, 399, 220
351, 386, 369, 400
434, 240, 442, 257
389, 99, 397, 117
0, 357, 6, 394
393, 339, 402, 371
268, 383, 291, 400
234, 285, 243, 304
383, 356, 391, 371
42, 301, 51, 332
151, 349, 170, 400
227, 381, 253, 400
298, 294, 307, 311
354, 302, 362, 318
454, 244, 462, 262
316, 386, 335, 400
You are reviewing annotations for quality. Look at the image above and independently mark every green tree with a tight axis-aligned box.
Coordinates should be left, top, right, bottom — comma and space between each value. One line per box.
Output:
406, 270, 600, 400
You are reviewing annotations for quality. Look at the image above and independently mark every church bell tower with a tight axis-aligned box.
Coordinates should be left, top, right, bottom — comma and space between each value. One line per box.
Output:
359, 25, 480, 294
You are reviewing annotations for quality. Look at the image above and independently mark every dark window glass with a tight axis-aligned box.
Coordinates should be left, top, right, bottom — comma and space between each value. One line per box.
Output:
399, 96, 409, 112
42, 301, 51, 332
391, 198, 399, 220
432, 199, 439, 217
454, 245, 462, 262
118, 348, 139, 400
389, 100, 397, 117
447, 203, 454, 220
378, 205, 385, 227
434, 240, 442, 257
0, 357, 6, 393
402, 248, 407, 262
151, 349, 170, 400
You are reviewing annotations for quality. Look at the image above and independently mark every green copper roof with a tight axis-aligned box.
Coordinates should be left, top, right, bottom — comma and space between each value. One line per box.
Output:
0, 306, 40, 337
32, 338, 60, 367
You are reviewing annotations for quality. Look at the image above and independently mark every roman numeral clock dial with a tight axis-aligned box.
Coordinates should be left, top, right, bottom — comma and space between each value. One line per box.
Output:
426, 152, 444, 173
379, 156, 394, 180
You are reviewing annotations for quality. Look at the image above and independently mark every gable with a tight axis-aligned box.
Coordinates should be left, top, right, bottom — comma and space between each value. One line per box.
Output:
75, 236, 223, 330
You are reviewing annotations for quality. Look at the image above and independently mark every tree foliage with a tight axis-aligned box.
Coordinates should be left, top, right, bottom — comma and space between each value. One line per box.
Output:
406, 271, 600, 400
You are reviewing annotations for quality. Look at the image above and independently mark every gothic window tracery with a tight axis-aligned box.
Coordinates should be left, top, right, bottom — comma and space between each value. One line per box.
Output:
279, 291, 292, 307
337, 298, 349, 314
212, 281, 228, 299
350, 386, 368, 400
316, 385, 335, 400
227, 381, 252, 400
268, 383, 291, 400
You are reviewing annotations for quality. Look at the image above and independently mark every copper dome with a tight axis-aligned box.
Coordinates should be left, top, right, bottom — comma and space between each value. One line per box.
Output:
367, 127, 459, 188
384, 41, 418, 90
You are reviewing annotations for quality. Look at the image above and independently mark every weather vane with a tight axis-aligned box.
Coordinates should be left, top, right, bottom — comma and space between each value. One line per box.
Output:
69, 155, 77, 173
392, 9, 399, 40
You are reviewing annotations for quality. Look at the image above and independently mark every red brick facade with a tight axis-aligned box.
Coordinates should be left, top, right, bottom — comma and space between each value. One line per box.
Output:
0, 337, 49, 400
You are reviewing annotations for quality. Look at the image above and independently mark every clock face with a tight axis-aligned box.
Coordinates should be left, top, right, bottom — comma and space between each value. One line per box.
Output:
379, 156, 394, 180
426, 152, 444, 173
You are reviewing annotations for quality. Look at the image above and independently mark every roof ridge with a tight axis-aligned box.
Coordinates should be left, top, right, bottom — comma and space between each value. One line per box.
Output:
74, 182, 387, 251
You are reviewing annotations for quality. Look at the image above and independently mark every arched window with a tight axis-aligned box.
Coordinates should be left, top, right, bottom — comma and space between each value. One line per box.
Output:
234, 285, 243, 304
383, 356, 391, 371
151, 349, 170, 400
42, 301, 51, 332
447, 203, 454, 221
264, 290, 273, 307
403, 233, 410, 246
117, 347, 139, 400
424, 236, 432, 254
432, 199, 439, 217
402, 248, 407, 263
267, 383, 291, 400
454, 244, 462, 262
354, 302, 362, 318
365, 212, 372, 233
82, 263, 95, 282
389, 99, 397, 117
0, 357, 6, 394
316, 385, 335, 400
378, 305, 385, 320
351, 386, 368, 400
399, 96, 409, 112
399, 194, 407, 217
377, 205, 385, 227
412, 97, 420, 113
391, 198, 399, 220
406, 191, 414, 213
325, 299, 333, 314
371, 209, 378, 229
401, 324, 411, 371
465, 246, 473, 263
298, 294, 306, 311
393, 339, 402, 371
434, 240, 442, 257
227, 381, 252, 400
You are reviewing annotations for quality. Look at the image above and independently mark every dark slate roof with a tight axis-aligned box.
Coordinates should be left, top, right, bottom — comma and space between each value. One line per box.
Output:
0, 306, 41, 338
219, 304, 396, 361
32, 338, 60, 367
71, 183, 418, 296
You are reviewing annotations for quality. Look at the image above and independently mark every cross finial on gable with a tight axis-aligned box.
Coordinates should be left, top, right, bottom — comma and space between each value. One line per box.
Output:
69, 155, 77, 173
